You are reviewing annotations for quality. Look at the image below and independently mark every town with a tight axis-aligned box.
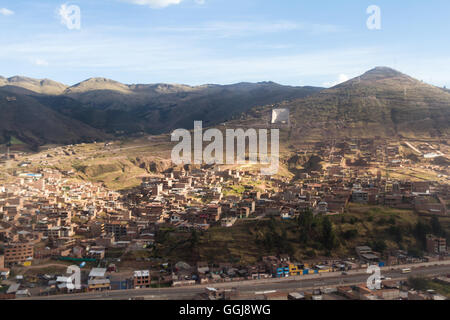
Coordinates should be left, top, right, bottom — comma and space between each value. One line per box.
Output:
0, 134, 449, 300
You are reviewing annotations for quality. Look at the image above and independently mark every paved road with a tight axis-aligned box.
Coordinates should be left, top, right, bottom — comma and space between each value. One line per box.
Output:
21, 264, 450, 300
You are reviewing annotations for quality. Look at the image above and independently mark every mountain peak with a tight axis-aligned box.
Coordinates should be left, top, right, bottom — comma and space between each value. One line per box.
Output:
330, 66, 420, 90
83, 77, 118, 83
361, 66, 406, 79
67, 77, 132, 94
8, 75, 36, 83
0, 75, 67, 94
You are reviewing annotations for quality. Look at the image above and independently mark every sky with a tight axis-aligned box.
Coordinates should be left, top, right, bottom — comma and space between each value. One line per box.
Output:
0, 0, 449, 87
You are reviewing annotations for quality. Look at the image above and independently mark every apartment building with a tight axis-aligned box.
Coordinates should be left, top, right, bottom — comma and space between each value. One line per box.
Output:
105, 221, 127, 240
426, 235, 447, 254
87, 268, 111, 291
133, 270, 151, 289
4, 242, 34, 266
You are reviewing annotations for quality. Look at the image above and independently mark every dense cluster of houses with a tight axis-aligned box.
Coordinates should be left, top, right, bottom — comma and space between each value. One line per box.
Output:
0, 138, 448, 299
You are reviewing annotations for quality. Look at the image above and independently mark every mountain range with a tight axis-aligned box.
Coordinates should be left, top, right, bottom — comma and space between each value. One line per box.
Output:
0, 77, 321, 147
1, 67, 449, 148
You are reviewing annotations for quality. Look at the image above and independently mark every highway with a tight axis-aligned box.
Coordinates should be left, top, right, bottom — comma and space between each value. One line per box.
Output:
20, 263, 450, 300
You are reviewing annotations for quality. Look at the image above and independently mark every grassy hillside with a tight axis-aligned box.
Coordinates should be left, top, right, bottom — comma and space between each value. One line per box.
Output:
0, 76, 67, 95
60, 82, 323, 135
1, 75, 323, 140
239, 67, 450, 144
0, 88, 109, 148
144, 204, 450, 266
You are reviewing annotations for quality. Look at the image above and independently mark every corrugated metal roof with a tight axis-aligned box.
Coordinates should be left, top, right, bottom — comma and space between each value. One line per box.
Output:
7, 283, 20, 294
89, 268, 107, 278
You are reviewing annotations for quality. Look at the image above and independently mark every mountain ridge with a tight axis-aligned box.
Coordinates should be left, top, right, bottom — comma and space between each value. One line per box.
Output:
1, 67, 448, 148
0, 76, 323, 146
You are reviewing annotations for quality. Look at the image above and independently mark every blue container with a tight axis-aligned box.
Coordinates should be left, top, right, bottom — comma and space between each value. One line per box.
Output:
379, 262, 385, 267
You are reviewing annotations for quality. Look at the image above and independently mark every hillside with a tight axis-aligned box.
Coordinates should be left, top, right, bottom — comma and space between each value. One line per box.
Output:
0, 88, 108, 148
0, 75, 322, 146
61, 80, 323, 133
131, 204, 450, 265
0, 76, 67, 95
23, 79, 323, 136
289, 67, 450, 140
243, 67, 450, 143
1, 67, 449, 147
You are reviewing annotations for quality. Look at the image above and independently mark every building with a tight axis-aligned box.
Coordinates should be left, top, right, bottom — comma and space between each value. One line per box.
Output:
88, 268, 111, 291
426, 235, 447, 254
288, 263, 304, 276
133, 270, 151, 289
87, 246, 106, 260
206, 205, 222, 222
352, 190, 369, 203
4, 243, 34, 266
105, 221, 127, 240
355, 246, 379, 263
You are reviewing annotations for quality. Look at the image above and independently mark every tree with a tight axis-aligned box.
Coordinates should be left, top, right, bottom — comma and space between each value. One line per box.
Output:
372, 239, 387, 253
190, 229, 199, 248
321, 216, 337, 251
298, 209, 314, 244
279, 229, 294, 256
414, 221, 431, 250
387, 225, 403, 243
268, 216, 276, 232
430, 216, 443, 237
264, 232, 275, 251
341, 229, 358, 240
407, 247, 423, 258
407, 276, 429, 291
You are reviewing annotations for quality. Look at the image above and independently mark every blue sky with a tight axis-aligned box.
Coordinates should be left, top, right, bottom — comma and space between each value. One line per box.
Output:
0, 0, 449, 87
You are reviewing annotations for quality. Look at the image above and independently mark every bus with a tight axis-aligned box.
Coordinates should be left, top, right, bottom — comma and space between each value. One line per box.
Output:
401, 268, 411, 274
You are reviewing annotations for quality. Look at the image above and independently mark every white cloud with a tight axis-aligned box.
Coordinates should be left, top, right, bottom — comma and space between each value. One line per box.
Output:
154, 20, 343, 38
34, 58, 49, 67
1, 28, 448, 88
122, 0, 184, 9
0, 8, 14, 16
323, 74, 350, 87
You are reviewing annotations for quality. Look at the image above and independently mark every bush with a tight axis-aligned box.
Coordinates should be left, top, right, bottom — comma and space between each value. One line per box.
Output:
370, 239, 387, 252
341, 229, 358, 240
408, 276, 429, 290
407, 247, 423, 258
387, 225, 403, 243
306, 249, 316, 258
